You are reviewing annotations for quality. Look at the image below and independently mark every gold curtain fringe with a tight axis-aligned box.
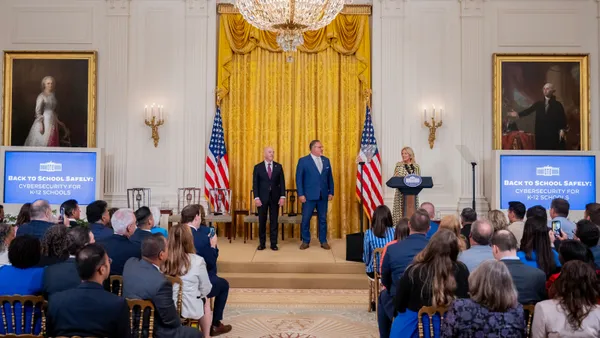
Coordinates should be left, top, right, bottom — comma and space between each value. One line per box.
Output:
217, 3, 372, 15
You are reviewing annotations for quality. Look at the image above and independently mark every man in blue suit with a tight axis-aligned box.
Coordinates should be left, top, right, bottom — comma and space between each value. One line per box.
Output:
16, 199, 55, 240
296, 140, 334, 250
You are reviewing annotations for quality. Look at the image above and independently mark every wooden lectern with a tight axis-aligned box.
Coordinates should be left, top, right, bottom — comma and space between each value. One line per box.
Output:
386, 176, 434, 218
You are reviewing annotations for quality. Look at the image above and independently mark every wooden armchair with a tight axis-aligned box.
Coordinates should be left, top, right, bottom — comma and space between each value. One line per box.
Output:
368, 247, 385, 314
205, 188, 234, 242
177, 188, 202, 214
126, 299, 155, 338
241, 190, 261, 242
127, 188, 152, 209
0, 295, 47, 337
278, 189, 303, 240
109, 275, 123, 297
166, 276, 183, 316
418, 305, 448, 338
523, 304, 535, 338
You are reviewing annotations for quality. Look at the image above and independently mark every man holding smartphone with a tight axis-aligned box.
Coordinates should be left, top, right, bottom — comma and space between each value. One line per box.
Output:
548, 198, 576, 239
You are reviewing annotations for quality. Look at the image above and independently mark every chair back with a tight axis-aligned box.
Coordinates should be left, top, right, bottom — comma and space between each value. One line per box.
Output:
126, 299, 155, 338
207, 188, 231, 214
166, 276, 183, 316
127, 188, 152, 210
109, 275, 123, 297
523, 304, 535, 338
249, 190, 258, 215
282, 189, 301, 216
418, 305, 448, 338
177, 188, 202, 214
0, 295, 47, 337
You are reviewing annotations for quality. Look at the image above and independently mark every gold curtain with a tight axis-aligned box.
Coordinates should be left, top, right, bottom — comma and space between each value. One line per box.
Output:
217, 12, 371, 239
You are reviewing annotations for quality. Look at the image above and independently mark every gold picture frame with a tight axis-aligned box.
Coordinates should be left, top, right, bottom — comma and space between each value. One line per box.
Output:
3, 51, 97, 147
493, 53, 589, 151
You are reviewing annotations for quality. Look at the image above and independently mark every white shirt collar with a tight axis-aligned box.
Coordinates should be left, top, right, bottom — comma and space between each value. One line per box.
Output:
310, 153, 321, 161
69, 255, 76, 259
500, 256, 520, 261
187, 223, 198, 230
141, 228, 152, 233
152, 263, 161, 271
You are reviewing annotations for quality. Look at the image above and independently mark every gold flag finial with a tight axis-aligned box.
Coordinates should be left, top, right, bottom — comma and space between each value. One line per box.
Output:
363, 89, 372, 109
216, 88, 223, 107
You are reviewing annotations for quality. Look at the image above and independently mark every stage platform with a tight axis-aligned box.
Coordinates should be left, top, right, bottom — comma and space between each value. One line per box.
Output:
217, 238, 367, 290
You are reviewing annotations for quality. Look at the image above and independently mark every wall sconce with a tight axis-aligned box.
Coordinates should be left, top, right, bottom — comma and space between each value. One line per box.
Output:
144, 103, 165, 147
423, 105, 443, 149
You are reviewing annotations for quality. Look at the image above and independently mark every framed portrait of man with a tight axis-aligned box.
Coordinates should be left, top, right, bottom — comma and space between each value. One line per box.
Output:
2, 51, 97, 147
493, 54, 589, 151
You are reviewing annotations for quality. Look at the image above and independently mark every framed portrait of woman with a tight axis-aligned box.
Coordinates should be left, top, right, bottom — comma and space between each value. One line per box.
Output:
2, 51, 97, 147
493, 54, 589, 151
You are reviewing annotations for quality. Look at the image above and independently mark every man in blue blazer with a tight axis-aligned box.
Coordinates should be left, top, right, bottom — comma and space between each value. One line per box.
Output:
16, 199, 55, 239
295, 140, 334, 250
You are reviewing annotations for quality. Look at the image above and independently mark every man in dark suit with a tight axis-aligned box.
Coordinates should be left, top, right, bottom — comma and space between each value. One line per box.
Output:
60, 199, 81, 227
47, 243, 129, 337
130, 206, 154, 246
43, 226, 94, 298
252, 146, 286, 251
16, 199, 55, 239
97, 208, 140, 276
492, 230, 547, 304
295, 140, 334, 250
123, 234, 201, 338
181, 204, 232, 336
86, 200, 113, 241
508, 83, 567, 150
460, 207, 477, 249
379, 209, 430, 338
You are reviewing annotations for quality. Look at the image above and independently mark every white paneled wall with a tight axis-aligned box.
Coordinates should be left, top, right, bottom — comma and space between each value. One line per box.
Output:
0, 0, 598, 216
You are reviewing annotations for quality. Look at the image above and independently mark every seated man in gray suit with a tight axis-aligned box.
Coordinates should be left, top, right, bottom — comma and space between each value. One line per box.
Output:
492, 230, 547, 304
123, 234, 201, 338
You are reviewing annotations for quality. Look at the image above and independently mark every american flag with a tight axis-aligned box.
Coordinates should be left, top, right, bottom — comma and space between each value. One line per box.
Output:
204, 105, 230, 212
356, 103, 383, 220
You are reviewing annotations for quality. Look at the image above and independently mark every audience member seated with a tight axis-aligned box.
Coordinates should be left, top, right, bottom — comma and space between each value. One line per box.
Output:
492, 230, 547, 304
548, 198, 576, 239
47, 244, 129, 338
59, 199, 81, 227
439, 215, 467, 251
14, 203, 31, 227
107, 207, 119, 230
420, 202, 438, 239
131, 206, 155, 245
532, 260, 600, 338
487, 209, 509, 232
151, 206, 168, 237
507, 201, 526, 244
0, 223, 16, 266
526, 205, 548, 223
363, 205, 395, 279
87, 200, 113, 241
458, 219, 494, 272
16, 199, 55, 239
575, 219, 600, 265
546, 240, 596, 299
43, 226, 94, 298
442, 260, 525, 337
459, 208, 477, 249
378, 209, 431, 338
181, 204, 232, 336
123, 234, 202, 338
584, 202, 600, 225
163, 225, 213, 338
0, 235, 44, 335
380, 218, 409, 268
97, 208, 140, 276
391, 229, 470, 337
38, 224, 69, 267
518, 217, 561, 276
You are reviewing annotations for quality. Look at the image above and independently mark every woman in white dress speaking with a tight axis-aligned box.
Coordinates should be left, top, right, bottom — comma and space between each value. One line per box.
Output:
24, 76, 64, 146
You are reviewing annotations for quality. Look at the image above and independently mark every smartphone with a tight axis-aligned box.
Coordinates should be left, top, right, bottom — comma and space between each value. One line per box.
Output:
209, 226, 216, 238
551, 220, 561, 237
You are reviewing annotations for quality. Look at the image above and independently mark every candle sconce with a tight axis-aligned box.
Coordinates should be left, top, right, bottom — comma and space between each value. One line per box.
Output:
423, 105, 443, 149
144, 103, 165, 147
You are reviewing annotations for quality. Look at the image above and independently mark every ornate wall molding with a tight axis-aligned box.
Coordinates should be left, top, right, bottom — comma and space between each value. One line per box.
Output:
217, 3, 371, 15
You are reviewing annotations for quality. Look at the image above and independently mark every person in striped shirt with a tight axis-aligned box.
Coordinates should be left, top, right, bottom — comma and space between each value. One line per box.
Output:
363, 205, 395, 278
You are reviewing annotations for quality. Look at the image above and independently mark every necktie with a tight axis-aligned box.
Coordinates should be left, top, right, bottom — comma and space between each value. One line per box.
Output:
267, 163, 272, 179
316, 157, 322, 173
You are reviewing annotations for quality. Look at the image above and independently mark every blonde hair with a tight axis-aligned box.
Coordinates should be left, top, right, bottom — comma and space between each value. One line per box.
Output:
439, 215, 466, 251
162, 225, 196, 277
469, 260, 518, 312
487, 210, 509, 232
401, 147, 415, 164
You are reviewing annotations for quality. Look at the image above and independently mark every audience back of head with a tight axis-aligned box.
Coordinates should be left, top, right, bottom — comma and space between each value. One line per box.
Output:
111, 208, 136, 236
163, 225, 195, 277
30, 199, 51, 221
180, 204, 202, 224
371, 205, 393, 238
420, 202, 435, 219
9, 235, 41, 269
41, 224, 69, 259
87, 200, 108, 224
554, 260, 600, 330
550, 198, 570, 218
76, 243, 109, 281
508, 201, 526, 221
60, 199, 79, 219
526, 205, 547, 222
584, 202, 600, 225
395, 218, 410, 241
141, 233, 167, 261
67, 226, 93, 256
491, 230, 518, 254
16, 203, 32, 226
468, 260, 517, 312
575, 219, 600, 248
460, 208, 477, 224
0, 223, 14, 253
558, 239, 593, 265
521, 216, 556, 275
409, 208, 430, 233
135, 206, 153, 229
471, 219, 493, 246
487, 210, 509, 232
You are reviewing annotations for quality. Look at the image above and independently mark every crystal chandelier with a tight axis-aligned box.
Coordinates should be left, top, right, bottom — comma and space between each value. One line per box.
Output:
235, 0, 346, 52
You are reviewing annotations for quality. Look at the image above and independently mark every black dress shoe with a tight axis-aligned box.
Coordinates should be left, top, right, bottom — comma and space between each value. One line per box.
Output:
271, 245, 279, 251
257, 244, 266, 250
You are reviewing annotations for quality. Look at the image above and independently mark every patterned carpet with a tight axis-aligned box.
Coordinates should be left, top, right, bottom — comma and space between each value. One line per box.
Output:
221, 289, 378, 338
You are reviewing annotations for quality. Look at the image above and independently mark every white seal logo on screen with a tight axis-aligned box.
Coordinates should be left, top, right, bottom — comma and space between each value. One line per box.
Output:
536, 166, 559, 177
39, 161, 63, 172
403, 174, 422, 188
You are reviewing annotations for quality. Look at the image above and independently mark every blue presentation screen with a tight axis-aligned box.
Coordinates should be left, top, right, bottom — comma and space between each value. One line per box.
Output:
500, 155, 596, 210
4, 151, 97, 205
